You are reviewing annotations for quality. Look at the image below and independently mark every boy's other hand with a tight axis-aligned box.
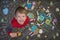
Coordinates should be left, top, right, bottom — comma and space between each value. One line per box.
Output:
30, 18, 34, 21
10, 32, 17, 38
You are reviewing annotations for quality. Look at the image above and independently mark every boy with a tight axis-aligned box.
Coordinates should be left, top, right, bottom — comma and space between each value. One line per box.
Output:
6, 6, 30, 38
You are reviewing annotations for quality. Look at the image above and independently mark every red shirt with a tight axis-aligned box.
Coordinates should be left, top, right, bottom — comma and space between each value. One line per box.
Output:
11, 16, 30, 28
8, 16, 30, 35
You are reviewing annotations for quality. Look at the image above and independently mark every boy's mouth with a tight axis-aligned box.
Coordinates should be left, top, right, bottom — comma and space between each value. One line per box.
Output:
18, 20, 24, 24
17, 20, 25, 24
19, 20, 25, 24
19, 20, 24, 22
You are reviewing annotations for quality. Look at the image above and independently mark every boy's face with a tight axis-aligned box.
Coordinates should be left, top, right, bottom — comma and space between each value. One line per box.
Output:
15, 12, 26, 24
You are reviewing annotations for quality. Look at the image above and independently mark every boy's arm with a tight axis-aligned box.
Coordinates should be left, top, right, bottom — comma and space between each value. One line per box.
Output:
6, 24, 12, 35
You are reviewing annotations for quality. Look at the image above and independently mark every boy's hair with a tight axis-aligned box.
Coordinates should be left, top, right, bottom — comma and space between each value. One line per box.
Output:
15, 6, 27, 15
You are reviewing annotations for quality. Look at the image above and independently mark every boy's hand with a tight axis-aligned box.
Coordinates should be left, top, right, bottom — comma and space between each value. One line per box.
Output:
30, 18, 34, 21
10, 32, 17, 38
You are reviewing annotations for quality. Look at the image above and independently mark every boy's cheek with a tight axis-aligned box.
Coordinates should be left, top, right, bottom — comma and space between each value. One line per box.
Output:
24, 18, 26, 21
22, 17, 26, 21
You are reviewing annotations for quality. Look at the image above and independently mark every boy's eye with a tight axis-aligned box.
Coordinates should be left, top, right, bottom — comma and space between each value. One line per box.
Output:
18, 16, 20, 17
22, 16, 25, 17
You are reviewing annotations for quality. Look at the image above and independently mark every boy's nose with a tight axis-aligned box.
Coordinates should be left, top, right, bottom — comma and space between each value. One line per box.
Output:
20, 18, 23, 20
19, 17, 22, 20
